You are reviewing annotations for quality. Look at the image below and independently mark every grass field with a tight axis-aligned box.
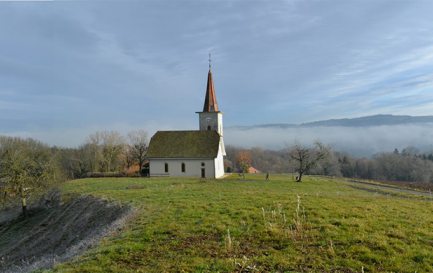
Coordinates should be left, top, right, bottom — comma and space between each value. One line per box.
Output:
47, 174, 433, 273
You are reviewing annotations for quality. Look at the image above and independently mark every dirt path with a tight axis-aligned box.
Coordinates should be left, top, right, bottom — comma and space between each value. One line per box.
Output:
345, 179, 433, 199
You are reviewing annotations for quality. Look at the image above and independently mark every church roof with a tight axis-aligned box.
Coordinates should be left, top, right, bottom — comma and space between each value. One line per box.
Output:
147, 130, 221, 159
202, 69, 219, 112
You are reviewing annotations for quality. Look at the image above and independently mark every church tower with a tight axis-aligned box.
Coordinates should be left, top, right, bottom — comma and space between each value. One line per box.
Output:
197, 58, 226, 155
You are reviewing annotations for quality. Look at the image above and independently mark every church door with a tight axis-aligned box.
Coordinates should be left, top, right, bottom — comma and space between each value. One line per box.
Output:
201, 168, 206, 178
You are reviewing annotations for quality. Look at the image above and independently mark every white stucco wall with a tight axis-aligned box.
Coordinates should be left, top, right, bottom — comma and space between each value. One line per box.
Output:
149, 141, 225, 179
149, 158, 216, 178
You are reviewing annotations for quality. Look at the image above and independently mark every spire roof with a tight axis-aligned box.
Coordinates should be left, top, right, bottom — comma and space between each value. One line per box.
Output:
202, 69, 219, 112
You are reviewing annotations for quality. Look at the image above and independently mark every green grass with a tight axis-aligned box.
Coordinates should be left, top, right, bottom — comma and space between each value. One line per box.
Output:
48, 174, 433, 273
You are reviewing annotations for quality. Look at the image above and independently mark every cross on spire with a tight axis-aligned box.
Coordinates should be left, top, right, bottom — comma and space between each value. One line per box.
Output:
202, 54, 219, 112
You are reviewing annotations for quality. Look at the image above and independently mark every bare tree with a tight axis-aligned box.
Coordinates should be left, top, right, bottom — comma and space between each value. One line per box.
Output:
127, 130, 148, 174
101, 131, 125, 172
289, 142, 328, 182
85, 132, 104, 172
122, 144, 135, 171
86, 131, 125, 172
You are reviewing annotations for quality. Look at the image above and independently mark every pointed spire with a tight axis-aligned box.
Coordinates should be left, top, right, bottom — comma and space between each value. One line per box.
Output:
203, 65, 219, 112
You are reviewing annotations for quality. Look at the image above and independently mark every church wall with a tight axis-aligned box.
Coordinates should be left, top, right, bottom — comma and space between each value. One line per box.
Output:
214, 147, 225, 178
149, 158, 216, 178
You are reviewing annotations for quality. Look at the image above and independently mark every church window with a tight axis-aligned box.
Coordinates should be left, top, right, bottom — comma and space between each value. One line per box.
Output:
164, 163, 169, 173
181, 163, 186, 173
207, 125, 211, 131
201, 162, 205, 167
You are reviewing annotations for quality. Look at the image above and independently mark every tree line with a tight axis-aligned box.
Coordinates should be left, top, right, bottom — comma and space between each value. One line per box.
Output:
226, 145, 433, 186
56, 130, 149, 179
0, 130, 148, 215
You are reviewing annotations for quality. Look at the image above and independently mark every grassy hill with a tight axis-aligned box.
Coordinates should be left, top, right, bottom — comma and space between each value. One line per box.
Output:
48, 175, 432, 273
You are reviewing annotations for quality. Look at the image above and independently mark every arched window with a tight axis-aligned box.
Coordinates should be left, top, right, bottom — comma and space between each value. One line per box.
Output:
207, 125, 211, 131
164, 163, 169, 173
181, 162, 186, 173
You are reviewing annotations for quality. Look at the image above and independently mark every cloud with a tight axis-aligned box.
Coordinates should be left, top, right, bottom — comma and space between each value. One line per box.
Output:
1, 1, 433, 145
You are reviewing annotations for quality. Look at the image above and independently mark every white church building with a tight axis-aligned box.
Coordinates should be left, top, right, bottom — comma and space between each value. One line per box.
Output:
146, 65, 226, 178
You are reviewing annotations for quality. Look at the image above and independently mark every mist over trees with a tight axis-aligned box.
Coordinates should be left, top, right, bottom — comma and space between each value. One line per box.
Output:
336, 148, 433, 184
225, 124, 433, 157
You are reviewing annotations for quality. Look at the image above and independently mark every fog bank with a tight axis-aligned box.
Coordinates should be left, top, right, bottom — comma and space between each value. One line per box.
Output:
225, 124, 433, 156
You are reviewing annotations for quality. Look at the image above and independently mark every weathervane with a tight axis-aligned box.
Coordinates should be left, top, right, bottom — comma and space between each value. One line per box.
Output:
208, 52, 212, 69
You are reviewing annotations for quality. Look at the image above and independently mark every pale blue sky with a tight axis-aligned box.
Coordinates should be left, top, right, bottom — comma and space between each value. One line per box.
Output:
1, 0, 433, 146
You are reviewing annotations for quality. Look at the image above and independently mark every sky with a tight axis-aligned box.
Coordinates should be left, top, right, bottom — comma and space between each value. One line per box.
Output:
1, 0, 433, 147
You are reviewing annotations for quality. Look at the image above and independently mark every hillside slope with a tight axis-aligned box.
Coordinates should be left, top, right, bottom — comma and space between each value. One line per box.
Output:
46, 175, 433, 273
0, 195, 130, 273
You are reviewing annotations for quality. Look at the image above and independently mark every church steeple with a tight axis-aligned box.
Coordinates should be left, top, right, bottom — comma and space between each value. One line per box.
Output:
203, 69, 219, 112
203, 54, 219, 112
196, 57, 223, 135
196, 56, 226, 156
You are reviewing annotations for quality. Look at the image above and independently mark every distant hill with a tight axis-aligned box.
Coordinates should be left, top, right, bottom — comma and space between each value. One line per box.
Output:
301, 114, 433, 127
233, 114, 433, 129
